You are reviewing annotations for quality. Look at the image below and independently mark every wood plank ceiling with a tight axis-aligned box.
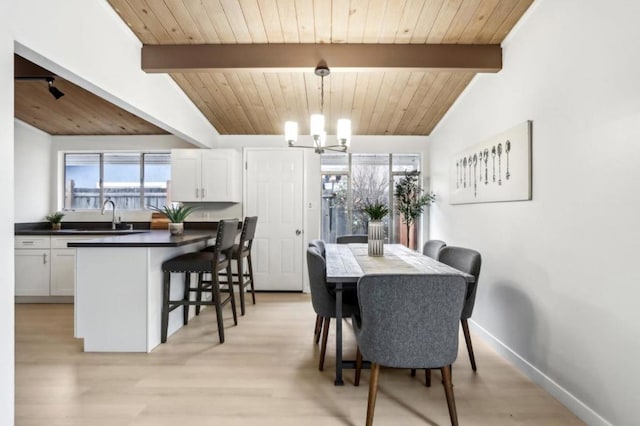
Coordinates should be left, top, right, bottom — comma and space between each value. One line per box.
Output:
14, 56, 167, 136
108, 0, 534, 136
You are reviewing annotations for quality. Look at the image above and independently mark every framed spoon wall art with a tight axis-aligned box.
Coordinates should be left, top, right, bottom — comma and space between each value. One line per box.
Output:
449, 121, 532, 204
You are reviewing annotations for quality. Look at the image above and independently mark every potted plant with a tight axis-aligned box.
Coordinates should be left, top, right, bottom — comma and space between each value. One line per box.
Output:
394, 171, 436, 249
45, 212, 65, 231
149, 203, 199, 235
362, 201, 389, 257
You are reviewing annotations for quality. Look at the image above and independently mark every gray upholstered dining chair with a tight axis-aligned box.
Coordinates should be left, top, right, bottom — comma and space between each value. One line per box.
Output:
308, 239, 326, 342
307, 246, 360, 371
308, 239, 326, 258
438, 246, 482, 371
336, 234, 368, 244
423, 239, 447, 260
353, 274, 467, 426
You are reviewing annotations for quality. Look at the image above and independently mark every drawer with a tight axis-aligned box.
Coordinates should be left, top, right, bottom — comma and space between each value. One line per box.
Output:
15, 236, 50, 249
51, 236, 91, 249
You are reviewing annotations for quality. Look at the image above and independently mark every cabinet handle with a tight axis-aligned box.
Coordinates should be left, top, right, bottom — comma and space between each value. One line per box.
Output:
22, 241, 34, 245
43, 253, 47, 264
201, 188, 206, 198
195, 188, 199, 198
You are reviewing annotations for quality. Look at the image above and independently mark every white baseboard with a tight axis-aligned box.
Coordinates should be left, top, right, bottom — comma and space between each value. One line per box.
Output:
469, 320, 612, 426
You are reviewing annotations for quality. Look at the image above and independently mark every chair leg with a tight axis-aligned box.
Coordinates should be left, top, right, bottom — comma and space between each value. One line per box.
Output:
227, 265, 238, 326
319, 317, 330, 371
313, 315, 323, 343
425, 368, 431, 387
441, 365, 459, 426
410, 368, 416, 377
247, 252, 256, 305
354, 346, 362, 386
237, 257, 246, 316
461, 319, 477, 371
161, 271, 170, 343
182, 272, 191, 325
195, 272, 203, 316
247, 254, 256, 305
212, 271, 225, 344
366, 363, 380, 426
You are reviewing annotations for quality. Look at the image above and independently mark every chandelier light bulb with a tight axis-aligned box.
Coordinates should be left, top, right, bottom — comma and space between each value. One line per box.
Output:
284, 121, 298, 146
337, 119, 351, 146
310, 114, 325, 139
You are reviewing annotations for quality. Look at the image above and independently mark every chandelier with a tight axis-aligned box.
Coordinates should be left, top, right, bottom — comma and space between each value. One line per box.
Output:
284, 64, 351, 154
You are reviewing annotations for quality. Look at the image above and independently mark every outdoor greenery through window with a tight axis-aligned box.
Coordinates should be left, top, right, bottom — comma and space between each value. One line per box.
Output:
321, 153, 423, 248
64, 152, 171, 210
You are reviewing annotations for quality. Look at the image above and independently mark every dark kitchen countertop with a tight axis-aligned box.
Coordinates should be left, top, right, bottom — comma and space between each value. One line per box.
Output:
15, 221, 151, 236
15, 221, 238, 247
16, 228, 147, 236
67, 230, 216, 248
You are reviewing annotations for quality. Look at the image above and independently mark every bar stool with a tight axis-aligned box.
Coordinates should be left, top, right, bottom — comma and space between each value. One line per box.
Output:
160, 219, 239, 344
203, 216, 258, 316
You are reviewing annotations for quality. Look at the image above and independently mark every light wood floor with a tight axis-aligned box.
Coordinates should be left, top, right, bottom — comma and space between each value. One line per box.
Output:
15, 293, 584, 426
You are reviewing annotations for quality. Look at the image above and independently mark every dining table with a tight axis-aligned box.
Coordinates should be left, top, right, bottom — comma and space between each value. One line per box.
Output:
325, 243, 476, 386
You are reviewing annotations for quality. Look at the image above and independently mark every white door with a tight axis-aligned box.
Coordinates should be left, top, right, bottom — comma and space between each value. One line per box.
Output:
245, 149, 304, 291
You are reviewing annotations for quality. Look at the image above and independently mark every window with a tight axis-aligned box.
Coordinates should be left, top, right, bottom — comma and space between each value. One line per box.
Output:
64, 152, 171, 210
320, 153, 423, 248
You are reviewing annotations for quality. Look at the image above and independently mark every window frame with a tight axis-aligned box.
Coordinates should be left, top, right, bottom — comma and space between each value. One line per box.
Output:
63, 151, 171, 211
320, 153, 424, 245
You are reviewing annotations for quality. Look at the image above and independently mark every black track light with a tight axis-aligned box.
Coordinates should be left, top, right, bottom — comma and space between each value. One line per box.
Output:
46, 78, 64, 100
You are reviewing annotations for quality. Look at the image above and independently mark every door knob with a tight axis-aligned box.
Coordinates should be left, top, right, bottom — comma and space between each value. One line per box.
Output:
295, 229, 302, 236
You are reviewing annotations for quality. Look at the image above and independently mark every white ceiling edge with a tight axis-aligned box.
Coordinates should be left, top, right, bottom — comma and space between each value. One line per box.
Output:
11, 0, 218, 149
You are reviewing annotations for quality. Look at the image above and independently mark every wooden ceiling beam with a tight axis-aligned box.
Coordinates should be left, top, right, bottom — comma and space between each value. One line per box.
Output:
142, 44, 502, 73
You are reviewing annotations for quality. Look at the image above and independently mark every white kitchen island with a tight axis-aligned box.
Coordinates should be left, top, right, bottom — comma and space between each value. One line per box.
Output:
70, 231, 215, 352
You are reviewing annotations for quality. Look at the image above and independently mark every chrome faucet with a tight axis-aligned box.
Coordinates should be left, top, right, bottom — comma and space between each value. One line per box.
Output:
101, 198, 117, 230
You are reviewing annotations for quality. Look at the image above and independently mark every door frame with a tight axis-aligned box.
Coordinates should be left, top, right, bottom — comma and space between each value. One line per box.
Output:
242, 148, 311, 293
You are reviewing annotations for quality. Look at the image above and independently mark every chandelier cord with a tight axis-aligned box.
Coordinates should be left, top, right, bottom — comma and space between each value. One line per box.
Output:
320, 74, 324, 116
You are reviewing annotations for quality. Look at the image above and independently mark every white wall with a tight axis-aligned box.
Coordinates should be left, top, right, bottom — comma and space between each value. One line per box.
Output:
52, 134, 195, 152
14, 120, 51, 222
0, 2, 14, 424
11, 0, 216, 149
427, 1, 640, 425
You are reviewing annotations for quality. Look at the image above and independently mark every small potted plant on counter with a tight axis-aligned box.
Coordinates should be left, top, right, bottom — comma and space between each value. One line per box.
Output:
149, 203, 199, 235
362, 201, 389, 257
45, 212, 65, 231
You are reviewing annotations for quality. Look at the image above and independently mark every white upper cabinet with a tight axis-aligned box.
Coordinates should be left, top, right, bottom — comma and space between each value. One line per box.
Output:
170, 149, 201, 202
171, 149, 241, 202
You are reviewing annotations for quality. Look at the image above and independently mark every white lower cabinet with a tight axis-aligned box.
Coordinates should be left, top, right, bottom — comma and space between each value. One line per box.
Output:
15, 236, 85, 299
15, 249, 50, 296
50, 249, 76, 296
